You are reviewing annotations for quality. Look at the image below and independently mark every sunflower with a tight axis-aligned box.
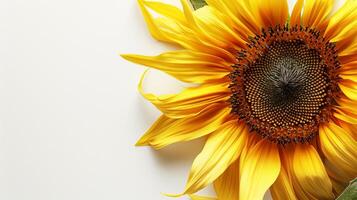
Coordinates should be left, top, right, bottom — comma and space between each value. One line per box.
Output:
122, 0, 357, 199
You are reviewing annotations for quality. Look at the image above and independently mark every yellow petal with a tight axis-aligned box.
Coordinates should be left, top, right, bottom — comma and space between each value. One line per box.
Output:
136, 105, 231, 149
239, 140, 280, 200
137, 71, 230, 118
214, 159, 239, 200
238, 134, 260, 174
340, 54, 357, 65
270, 166, 298, 200
137, 0, 170, 42
179, 0, 222, 49
324, 0, 357, 41
330, 178, 348, 196
337, 97, 357, 112
179, 0, 239, 60
281, 147, 316, 200
339, 80, 357, 101
194, 6, 247, 49
324, 159, 351, 195
137, 0, 238, 62
302, 0, 334, 30
251, 0, 289, 28
205, 0, 260, 34
320, 122, 357, 178
155, 17, 237, 63
339, 61, 357, 74
181, 120, 248, 195
189, 195, 217, 200
338, 33, 357, 56
291, 0, 304, 26
292, 144, 334, 199
339, 120, 357, 140
340, 74, 357, 81
143, 1, 186, 23
122, 50, 231, 83
334, 107, 357, 124
325, 159, 352, 182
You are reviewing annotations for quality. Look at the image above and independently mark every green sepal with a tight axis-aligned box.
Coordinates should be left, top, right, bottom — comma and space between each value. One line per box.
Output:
189, 0, 207, 10
336, 178, 357, 200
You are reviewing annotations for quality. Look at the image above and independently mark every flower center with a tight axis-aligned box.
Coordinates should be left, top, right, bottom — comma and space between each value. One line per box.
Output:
229, 25, 341, 144
245, 40, 326, 126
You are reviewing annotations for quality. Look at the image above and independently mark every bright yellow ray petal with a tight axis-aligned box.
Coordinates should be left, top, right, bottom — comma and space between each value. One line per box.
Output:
302, 0, 334, 30
338, 33, 357, 56
194, 6, 247, 49
270, 165, 298, 200
337, 97, 357, 112
340, 73, 357, 81
204, 0, 255, 37
155, 17, 237, 63
291, 0, 304, 26
206, 0, 261, 34
251, 0, 289, 28
179, 0, 232, 52
281, 147, 317, 200
324, 0, 357, 41
325, 159, 352, 195
189, 195, 217, 200
181, 0, 219, 47
178, 0, 243, 59
137, 0, 170, 42
136, 105, 231, 149
143, 1, 186, 23
179, 120, 248, 195
122, 50, 231, 83
339, 120, 357, 140
136, 0, 239, 62
238, 134, 260, 175
320, 122, 357, 178
214, 159, 239, 200
239, 140, 280, 200
292, 144, 335, 199
339, 80, 357, 101
334, 107, 357, 124
330, 178, 348, 196
339, 61, 357, 74
137, 72, 230, 119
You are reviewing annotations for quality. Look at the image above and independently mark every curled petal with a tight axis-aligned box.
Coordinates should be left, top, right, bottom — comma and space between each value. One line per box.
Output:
189, 195, 217, 200
136, 70, 230, 118
122, 50, 231, 83
136, 105, 231, 149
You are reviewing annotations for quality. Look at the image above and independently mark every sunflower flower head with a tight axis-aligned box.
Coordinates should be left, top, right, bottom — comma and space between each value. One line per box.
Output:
122, 0, 357, 199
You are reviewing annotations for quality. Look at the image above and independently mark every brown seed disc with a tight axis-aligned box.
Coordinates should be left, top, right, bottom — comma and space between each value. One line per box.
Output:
229, 25, 341, 144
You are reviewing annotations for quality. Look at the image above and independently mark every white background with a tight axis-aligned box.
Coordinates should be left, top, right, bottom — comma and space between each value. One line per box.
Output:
0, 0, 344, 199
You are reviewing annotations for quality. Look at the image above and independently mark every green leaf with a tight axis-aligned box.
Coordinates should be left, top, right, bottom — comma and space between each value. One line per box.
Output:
336, 178, 357, 200
189, 0, 207, 10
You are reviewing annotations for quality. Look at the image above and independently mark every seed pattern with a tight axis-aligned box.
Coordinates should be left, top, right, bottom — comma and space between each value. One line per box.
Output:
229, 25, 341, 144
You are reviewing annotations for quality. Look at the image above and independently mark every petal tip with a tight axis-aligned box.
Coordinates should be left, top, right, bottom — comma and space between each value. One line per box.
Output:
135, 137, 149, 146
162, 192, 183, 198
